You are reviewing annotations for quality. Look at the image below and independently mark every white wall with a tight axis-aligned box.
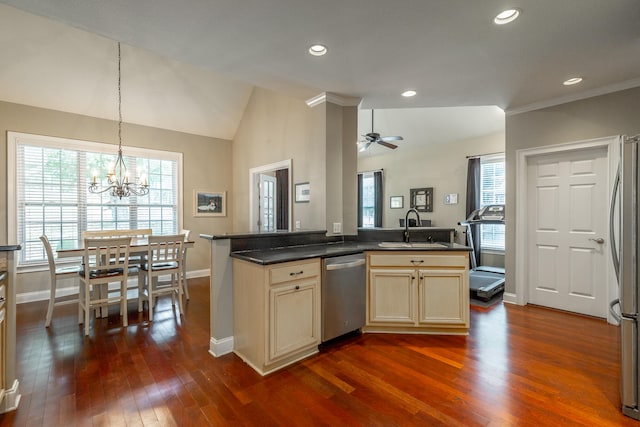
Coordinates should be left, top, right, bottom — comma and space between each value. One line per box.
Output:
358, 132, 505, 240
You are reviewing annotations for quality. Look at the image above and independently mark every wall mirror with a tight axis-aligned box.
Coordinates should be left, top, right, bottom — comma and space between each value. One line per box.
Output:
249, 159, 292, 232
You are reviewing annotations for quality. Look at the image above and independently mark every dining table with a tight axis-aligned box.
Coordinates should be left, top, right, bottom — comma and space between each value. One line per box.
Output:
56, 236, 195, 318
56, 237, 195, 259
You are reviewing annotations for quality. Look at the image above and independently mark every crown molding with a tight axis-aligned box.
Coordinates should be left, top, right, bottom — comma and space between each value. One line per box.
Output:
506, 77, 640, 116
305, 92, 361, 108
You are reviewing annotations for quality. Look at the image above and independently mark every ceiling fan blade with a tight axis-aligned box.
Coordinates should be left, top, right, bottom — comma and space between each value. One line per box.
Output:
358, 140, 373, 152
377, 141, 398, 149
381, 135, 403, 142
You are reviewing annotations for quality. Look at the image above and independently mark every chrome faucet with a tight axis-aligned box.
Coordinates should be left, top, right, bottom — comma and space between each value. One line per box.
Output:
404, 208, 421, 242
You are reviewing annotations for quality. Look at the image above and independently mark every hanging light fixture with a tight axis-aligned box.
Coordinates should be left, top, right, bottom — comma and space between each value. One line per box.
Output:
89, 42, 149, 199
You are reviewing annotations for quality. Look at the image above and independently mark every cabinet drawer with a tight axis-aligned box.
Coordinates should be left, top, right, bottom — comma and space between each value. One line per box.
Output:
369, 253, 467, 268
269, 260, 320, 285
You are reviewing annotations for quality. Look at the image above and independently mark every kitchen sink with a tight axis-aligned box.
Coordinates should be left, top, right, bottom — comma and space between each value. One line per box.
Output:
378, 242, 447, 249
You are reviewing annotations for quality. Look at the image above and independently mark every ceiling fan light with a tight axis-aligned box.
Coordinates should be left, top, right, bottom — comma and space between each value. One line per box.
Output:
401, 90, 417, 97
308, 44, 327, 56
563, 77, 583, 86
494, 8, 521, 25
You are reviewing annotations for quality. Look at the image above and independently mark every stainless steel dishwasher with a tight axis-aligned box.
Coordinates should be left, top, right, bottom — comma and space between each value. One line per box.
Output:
321, 253, 366, 342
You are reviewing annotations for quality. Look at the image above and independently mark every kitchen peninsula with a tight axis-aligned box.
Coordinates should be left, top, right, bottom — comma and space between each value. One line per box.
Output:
200, 229, 470, 375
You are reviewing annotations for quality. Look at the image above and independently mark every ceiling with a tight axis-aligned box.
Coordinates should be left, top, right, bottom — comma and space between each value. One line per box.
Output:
0, 1, 639, 142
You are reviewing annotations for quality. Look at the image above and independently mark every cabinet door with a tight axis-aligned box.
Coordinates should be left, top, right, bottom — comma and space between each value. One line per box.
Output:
368, 268, 416, 325
418, 270, 468, 326
268, 278, 320, 362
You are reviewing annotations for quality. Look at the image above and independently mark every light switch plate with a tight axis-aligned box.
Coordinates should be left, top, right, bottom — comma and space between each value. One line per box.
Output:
445, 193, 458, 205
333, 222, 342, 233
295, 220, 301, 230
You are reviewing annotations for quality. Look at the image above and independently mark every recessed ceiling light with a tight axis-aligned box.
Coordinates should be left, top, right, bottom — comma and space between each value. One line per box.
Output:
563, 77, 583, 86
494, 8, 521, 25
401, 90, 417, 97
308, 44, 327, 56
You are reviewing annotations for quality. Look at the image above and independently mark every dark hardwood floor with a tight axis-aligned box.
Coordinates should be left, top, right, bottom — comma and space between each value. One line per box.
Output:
0, 277, 635, 426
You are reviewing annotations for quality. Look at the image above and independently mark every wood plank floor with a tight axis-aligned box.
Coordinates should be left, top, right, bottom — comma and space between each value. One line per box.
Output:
0, 277, 635, 426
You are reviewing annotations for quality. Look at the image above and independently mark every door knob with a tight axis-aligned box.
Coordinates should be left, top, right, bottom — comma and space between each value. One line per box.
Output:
589, 238, 605, 244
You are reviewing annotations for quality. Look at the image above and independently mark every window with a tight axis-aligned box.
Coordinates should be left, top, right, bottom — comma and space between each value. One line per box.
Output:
480, 154, 505, 250
358, 170, 383, 228
8, 132, 183, 267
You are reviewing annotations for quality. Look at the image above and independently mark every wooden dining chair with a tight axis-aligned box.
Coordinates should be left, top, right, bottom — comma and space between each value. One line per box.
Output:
82, 228, 152, 310
138, 234, 185, 322
180, 229, 191, 300
40, 235, 82, 327
78, 237, 132, 336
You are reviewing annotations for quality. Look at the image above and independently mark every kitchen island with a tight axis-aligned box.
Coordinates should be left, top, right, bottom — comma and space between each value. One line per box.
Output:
200, 229, 470, 375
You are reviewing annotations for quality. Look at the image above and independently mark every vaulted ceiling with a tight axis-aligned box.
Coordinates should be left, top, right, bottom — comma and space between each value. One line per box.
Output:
1, 1, 639, 142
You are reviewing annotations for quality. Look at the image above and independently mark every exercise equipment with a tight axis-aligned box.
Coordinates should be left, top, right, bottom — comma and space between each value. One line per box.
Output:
459, 204, 505, 301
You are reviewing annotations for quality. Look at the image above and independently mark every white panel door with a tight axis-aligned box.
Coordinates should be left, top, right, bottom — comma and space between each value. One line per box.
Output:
527, 147, 608, 317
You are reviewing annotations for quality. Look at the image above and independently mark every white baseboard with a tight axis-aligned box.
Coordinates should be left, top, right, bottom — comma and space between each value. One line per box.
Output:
16, 269, 211, 304
209, 336, 234, 357
0, 380, 20, 414
502, 292, 519, 305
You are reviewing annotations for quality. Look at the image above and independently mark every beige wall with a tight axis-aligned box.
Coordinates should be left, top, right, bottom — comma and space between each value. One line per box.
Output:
0, 100, 232, 296
504, 87, 640, 295
358, 132, 505, 240
232, 87, 327, 232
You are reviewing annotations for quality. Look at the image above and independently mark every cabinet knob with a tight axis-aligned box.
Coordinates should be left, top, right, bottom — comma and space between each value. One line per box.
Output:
295, 285, 300, 290
410, 260, 424, 265
0, 296, 5, 302
289, 271, 304, 276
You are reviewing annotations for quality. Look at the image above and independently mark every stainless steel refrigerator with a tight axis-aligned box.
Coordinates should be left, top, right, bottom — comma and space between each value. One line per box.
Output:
614, 134, 640, 420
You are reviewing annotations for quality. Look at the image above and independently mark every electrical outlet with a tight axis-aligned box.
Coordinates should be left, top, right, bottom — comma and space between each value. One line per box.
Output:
333, 222, 342, 233
295, 220, 301, 230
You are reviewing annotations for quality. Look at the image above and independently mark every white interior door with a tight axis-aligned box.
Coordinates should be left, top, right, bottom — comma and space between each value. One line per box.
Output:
260, 174, 277, 232
527, 147, 608, 317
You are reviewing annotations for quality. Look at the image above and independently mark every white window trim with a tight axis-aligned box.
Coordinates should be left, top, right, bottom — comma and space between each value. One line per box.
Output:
7, 131, 184, 270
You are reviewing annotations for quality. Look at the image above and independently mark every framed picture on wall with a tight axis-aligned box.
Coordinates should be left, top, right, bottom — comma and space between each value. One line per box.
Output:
194, 190, 226, 217
295, 182, 310, 203
390, 196, 404, 209
410, 187, 433, 212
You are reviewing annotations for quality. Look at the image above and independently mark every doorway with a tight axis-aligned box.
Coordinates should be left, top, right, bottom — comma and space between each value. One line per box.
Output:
515, 136, 620, 322
249, 159, 292, 232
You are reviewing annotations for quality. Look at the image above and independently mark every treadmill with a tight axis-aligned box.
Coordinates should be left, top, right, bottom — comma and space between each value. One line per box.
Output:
459, 204, 505, 301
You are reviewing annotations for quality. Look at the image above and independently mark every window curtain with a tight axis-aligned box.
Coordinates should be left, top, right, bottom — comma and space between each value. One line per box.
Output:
373, 170, 383, 228
275, 168, 289, 230
466, 157, 481, 267
357, 173, 363, 228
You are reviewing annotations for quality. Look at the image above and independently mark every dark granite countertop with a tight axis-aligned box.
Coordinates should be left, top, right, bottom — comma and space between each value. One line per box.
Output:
0, 245, 21, 251
230, 241, 470, 265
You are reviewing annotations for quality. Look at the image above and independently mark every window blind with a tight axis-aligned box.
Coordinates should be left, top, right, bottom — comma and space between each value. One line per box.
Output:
10, 132, 182, 267
480, 154, 505, 250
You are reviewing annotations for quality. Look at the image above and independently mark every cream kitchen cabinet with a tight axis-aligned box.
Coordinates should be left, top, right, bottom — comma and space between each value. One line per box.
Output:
233, 258, 321, 375
365, 251, 469, 335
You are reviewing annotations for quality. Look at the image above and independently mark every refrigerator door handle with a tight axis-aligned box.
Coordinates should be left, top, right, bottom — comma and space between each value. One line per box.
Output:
610, 162, 621, 282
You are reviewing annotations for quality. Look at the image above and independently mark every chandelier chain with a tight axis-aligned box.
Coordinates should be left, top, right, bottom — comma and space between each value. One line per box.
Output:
88, 41, 149, 199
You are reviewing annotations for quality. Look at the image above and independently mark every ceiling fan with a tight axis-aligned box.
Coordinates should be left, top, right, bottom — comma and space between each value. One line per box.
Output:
358, 109, 404, 152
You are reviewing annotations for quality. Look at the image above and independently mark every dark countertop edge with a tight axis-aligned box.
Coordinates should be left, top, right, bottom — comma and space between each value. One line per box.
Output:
230, 242, 471, 265
358, 227, 456, 231
0, 244, 21, 251
199, 229, 327, 240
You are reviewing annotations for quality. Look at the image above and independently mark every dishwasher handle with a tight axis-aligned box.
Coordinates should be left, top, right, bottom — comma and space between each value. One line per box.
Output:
325, 259, 366, 271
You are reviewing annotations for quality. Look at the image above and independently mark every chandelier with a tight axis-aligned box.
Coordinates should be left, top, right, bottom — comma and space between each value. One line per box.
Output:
89, 42, 149, 199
